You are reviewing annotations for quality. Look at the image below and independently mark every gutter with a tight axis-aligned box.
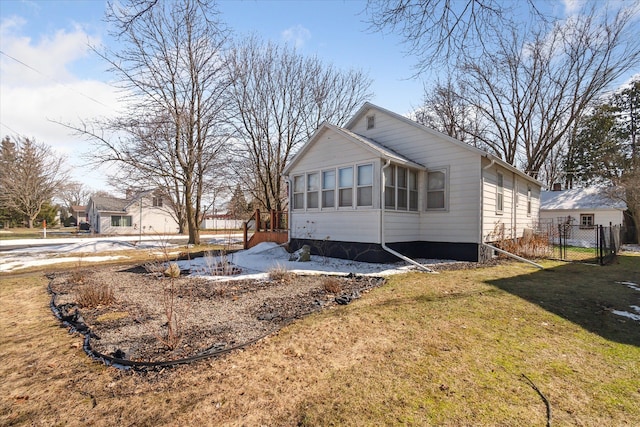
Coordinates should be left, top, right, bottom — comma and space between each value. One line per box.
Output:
380, 159, 435, 273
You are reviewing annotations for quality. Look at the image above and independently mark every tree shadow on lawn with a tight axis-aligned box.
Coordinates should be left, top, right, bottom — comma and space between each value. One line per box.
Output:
486, 255, 640, 347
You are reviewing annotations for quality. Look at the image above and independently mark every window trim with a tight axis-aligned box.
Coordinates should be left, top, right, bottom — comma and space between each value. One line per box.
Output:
111, 215, 132, 227
292, 174, 305, 210
426, 167, 448, 211
356, 163, 374, 208
306, 172, 320, 209
321, 169, 336, 209
338, 166, 354, 208
152, 196, 163, 207
366, 115, 375, 130
527, 185, 532, 216
580, 213, 595, 229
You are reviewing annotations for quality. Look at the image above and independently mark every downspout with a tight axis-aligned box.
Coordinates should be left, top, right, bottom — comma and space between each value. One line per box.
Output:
380, 159, 435, 273
483, 242, 544, 269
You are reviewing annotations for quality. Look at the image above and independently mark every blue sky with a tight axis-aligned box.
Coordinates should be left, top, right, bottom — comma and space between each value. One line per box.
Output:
0, 0, 425, 191
1, 0, 638, 194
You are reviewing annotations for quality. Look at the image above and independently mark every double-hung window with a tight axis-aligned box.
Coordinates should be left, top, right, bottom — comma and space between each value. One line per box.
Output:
306, 172, 319, 209
496, 171, 504, 213
293, 175, 304, 209
338, 167, 353, 207
426, 170, 446, 210
384, 165, 395, 209
357, 164, 373, 207
322, 170, 335, 208
152, 197, 163, 207
409, 170, 418, 211
397, 167, 408, 210
580, 214, 594, 228
527, 185, 532, 216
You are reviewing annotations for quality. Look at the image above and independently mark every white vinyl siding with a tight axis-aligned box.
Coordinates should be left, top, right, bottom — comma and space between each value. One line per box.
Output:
290, 210, 381, 243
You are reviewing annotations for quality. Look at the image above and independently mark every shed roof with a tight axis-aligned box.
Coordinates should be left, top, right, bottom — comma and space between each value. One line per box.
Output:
541, 187, 627, 211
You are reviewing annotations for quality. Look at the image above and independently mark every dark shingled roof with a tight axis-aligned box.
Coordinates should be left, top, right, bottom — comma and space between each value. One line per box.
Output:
91, 196, 128, 212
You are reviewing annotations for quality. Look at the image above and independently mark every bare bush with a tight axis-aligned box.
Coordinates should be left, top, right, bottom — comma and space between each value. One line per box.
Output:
488, 222, 552, 259
322, 276, 342, 295
268, 263, 294, 283
77, 283, 115, 308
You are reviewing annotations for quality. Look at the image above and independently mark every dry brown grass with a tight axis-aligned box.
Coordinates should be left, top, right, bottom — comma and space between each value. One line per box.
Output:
1, 255, 639, 426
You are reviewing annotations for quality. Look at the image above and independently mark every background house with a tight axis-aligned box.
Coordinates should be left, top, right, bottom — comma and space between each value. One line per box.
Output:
540, 186, 627, 228
86, 191, 179, 235
283, 102, 541, 263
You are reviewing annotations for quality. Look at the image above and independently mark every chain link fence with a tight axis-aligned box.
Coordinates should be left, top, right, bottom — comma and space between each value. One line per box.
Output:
538, 221, 622, 264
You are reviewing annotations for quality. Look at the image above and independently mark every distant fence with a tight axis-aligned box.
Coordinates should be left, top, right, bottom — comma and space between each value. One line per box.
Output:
540, 222, 621, 265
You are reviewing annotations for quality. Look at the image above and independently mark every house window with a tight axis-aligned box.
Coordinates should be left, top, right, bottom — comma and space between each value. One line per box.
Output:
527, 186, 532, 216
306, 172, 319, 209
384, 165, 395, 209
409, 170, 418, 211
397, 167, 408, 210
152, 196, 163, 207
357, 164, 373, 207
426, 170, 446, 210
322, 169, 335, 208
580, 214, 594, 228
293, 175, 304, 209
338, 166, 353, 207
367, 115, 375, 130
111, 215, 132, 227
496, 171, 504, 213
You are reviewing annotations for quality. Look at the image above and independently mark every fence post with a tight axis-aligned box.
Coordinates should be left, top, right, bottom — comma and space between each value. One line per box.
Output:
243, 222, 248, 250
255, 209, 261, 231
598, 225, 604, 265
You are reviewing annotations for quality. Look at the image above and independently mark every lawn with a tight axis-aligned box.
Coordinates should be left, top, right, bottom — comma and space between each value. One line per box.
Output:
1, 255, 638, 426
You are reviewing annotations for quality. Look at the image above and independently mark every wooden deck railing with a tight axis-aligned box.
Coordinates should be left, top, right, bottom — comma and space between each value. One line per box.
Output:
242, 209, 288, 249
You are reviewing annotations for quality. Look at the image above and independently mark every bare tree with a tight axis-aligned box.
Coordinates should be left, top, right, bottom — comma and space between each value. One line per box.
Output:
64, 0, 230, 244
57, 181, 92, 211
226, 37, 372, 212
365, 0, 544, 73
459, 6, 640, 177
413, 78, 488, 148
0, 136, 68, 228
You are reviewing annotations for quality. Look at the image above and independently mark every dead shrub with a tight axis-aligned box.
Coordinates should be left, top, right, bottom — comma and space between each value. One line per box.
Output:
77, 283, 115, 308
322, 276, 342, 294
488, 221, 552, 259
268, 264, 294, 283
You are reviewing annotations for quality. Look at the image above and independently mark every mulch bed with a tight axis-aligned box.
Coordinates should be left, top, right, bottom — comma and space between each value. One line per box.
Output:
48, 265, 385, 366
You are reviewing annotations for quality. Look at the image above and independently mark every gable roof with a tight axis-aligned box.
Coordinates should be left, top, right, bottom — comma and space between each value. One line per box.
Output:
541, 187, 627, 211
90, 196, 128, 212
345, 102, 541, 185
283, 122, 425, 174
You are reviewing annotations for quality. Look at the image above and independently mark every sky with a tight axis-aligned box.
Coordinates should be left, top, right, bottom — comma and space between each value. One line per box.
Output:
0, 0, 638, 196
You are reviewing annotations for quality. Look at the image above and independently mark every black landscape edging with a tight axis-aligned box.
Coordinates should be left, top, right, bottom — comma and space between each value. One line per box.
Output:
48, 273, 383, 371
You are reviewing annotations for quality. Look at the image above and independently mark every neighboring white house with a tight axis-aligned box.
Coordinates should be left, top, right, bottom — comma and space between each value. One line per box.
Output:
540, 187, 627, 228
86, 191, 179, 235
283, 102, 542, 263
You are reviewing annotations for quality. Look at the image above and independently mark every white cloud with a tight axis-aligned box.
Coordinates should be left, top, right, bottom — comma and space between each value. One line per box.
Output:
0, 15, 101, 86
281, 24, 311, 49
0, 14, 119, 191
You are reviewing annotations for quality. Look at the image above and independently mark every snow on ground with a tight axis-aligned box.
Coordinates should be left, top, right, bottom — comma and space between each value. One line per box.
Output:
613, 281, 640, 323
180, 242, 456, 281
0, 236, 452, 276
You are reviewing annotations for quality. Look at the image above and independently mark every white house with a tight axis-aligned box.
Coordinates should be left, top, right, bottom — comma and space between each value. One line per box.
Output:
86, 191, 179, 235
283, 102, 541, 263
540, 187, 627, 228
